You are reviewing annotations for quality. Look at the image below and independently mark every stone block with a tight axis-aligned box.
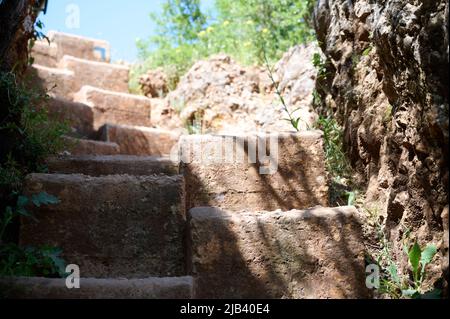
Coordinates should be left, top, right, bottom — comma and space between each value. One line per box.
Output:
189, 206, 368, 299
73, 86, 151, 130
101, 124, 179, 156
180, 131, 329, 211
21, 174, 186, 278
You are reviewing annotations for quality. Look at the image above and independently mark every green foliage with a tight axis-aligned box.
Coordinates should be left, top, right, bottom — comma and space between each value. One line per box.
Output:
345, 190, 357, 206
263, 51, 309, 132
365, 211, 441, 299
312, 52, 329, 80
314, 116, 351, 180
379, 241, 440, 299
362, 46, 372, 57
27, 19, 49, 67
0, 70, 67, 278
132, 0, 315, 91
186, 111, 204, 134
0, 244, 66, 278
383, 104, 393, 124
404, 242, 438, 296
0, 71, 68, 181
0, 192, 64, 277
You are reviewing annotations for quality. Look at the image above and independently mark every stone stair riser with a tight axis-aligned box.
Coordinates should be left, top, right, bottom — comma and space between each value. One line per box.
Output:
0, 276, 193, 299
180, 131, 329, 211
21, 174, 186, 278
101, 124, 180, 157
189, 206, 368, 299
47, 155, 179, 176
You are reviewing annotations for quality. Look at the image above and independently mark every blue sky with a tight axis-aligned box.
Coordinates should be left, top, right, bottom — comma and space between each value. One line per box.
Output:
39, 0, 215, 62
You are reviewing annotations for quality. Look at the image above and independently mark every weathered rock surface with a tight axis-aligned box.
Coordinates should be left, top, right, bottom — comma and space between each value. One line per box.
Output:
46, 31, 111, 64
30, 41, 59, 68
180, 131, 328, 211
62, 136, 120, 156
139, 68, 169, 98
73, 86, 152, 130
189, 206, 368, 299
47, 155, 179, 176
27, 64, 76, 98
0, 276, 193, 299
21, 173, 186, 277
101, 124, 180, 156
46, 96, 95, 137
156, 51, 318, 134
314, 0, 449, 290
58, 55, 129, 95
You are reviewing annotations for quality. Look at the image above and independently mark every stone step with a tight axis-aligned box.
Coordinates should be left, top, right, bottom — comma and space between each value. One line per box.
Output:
31, 41, 58, 67
21, 173, 186, 278
27, 64, 75, 98
58, 55, 129, 94
0, 276, 193, 299
179, 131, 329, 211
47, 31, 111, 63
63, 136, 120, 155
47, 97, 95, 137
100, 124, 180, 156
47, 155, 179, 176
73, 86, 152, 130
189, 206, 368, 299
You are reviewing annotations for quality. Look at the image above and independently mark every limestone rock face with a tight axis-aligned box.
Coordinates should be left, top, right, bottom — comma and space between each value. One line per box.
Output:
189, 206, 368, 299
314, 0, 449, 290
139, 68, 169, 98
159, 50, 318, 134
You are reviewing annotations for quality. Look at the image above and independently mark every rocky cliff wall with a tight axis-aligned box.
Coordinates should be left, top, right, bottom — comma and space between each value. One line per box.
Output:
314, 0, 448, 293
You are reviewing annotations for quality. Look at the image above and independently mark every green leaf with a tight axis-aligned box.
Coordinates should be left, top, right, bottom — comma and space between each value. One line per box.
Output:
42, 247, 66, 277
402, 289, 418, 298
408, 242, 421, 280
388, 263, 400, 285
346, 191, 356, 206
420, 244, 437, 267
16, 206, 32, 217
31, 192, 60, 207
362, 46, 372, 56
17, 195, 29, 208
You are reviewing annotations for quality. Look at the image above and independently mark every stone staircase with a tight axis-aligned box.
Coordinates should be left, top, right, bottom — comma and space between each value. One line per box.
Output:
0, 32, 369, 299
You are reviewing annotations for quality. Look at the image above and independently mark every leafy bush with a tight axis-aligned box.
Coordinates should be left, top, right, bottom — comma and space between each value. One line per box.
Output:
0, 70, 68, 277
0, 244, 65, 278
132, 0, 315, 91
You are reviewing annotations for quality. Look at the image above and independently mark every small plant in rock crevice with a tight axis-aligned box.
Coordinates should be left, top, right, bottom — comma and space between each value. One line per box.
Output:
263, 50, 309, 132
361, 204, 441, 299
312, 52, 329, 81
313, 115, 351, 180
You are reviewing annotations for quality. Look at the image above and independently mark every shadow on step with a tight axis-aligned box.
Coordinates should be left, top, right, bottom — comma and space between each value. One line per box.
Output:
182, 133, 368, 298
188, 206, 369, 299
